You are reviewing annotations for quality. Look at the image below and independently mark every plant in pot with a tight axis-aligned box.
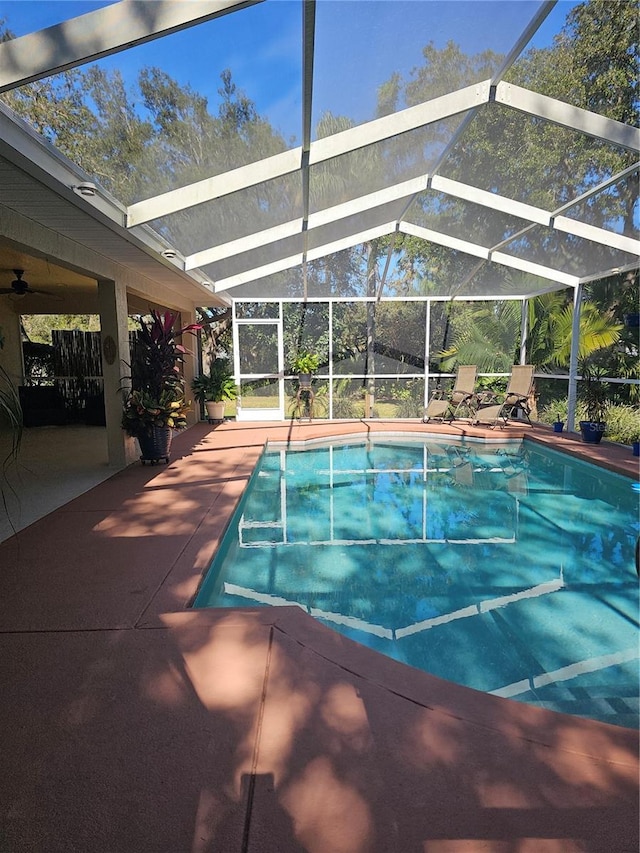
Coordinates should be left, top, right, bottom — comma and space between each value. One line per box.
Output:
121, 310, 200, 463
291, 351, 320, 388
578, 361, 609, 445
544, 399, 567, 434
191, 357, 237, 423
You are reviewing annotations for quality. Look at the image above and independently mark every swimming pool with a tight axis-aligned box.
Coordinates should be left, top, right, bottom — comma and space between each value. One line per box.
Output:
194, 437, 640, 728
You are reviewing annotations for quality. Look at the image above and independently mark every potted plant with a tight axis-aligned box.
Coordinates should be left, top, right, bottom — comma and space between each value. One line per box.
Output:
191, 357, 237, 423
545, 400, 567, 433
291, 350, 320, 388
121, 310, 200, 463
578, 362, 609, 444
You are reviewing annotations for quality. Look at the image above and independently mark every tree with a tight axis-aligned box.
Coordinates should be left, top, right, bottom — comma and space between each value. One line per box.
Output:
438, 287, 623, 376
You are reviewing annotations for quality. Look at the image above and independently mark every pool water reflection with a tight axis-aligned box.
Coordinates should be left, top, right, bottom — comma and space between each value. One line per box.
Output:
195, 438, 640, 728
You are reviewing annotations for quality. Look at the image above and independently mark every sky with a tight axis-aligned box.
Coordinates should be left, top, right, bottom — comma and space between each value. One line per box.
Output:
1, 0, 578, 143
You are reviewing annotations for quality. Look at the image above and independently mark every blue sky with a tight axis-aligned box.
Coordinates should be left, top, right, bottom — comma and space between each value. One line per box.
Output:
2, 0, 578, 142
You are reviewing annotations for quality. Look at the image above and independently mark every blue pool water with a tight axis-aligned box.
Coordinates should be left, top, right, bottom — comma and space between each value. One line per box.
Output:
194, 438, 640, 728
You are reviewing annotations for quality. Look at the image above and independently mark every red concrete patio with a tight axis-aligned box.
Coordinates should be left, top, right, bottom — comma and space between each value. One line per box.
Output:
0, 420, 638, 853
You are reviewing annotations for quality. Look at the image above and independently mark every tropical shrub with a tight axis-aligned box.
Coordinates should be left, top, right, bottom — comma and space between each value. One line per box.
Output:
122, 311, 200, 437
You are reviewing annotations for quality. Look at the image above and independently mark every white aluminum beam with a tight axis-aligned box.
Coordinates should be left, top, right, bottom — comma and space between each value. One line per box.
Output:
400, 222, 490, 260
309, 81, 491, 165
0, 0, 262, 92
490, 2, 557, 86
127, 147, 302, 227
215, 254, 304, 292
306, 224, 395, 262
186, 219, 304, 268
491, 251, 579, 287
430, 175, 551, 226
553, 216, 640, 255
309, 177, 426, 229
494, 82, 640, 152
431, 173, 640, 255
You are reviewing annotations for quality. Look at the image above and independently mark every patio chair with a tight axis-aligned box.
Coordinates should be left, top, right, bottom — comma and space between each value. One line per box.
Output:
474, 364, 534, 428
422, 365, 477, 422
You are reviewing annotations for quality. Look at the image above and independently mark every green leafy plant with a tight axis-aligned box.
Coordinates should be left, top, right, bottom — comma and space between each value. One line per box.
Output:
121, 388, 190, 435
191, 358, 237, 403
602, 404, 640, 445
291, 351, 320, 374
579, 361, 610, 424
121, 311, 200, 437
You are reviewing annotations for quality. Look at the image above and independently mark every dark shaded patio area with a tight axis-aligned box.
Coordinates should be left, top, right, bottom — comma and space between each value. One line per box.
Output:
0, 420, 638, 853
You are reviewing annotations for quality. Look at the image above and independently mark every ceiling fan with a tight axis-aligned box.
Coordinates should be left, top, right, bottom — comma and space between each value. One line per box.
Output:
0, 269, 53, 297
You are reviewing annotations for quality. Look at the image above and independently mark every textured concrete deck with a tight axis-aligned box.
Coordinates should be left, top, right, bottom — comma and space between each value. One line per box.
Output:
0, 420, 638, 853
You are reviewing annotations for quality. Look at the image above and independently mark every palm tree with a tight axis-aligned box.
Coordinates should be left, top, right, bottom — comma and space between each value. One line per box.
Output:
439, 288, 622, 373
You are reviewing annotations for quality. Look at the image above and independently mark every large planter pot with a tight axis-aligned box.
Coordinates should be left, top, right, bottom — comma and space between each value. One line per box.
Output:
579, 421, 605, 444
553, 421, 564, 433
205, 400, 225, 422
297, 373, 313, 388
632, 441, 640, 457
137, 425, 173, 464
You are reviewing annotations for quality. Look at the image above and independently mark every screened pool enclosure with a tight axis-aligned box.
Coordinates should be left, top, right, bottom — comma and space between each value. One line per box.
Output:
0, 0, 637, 433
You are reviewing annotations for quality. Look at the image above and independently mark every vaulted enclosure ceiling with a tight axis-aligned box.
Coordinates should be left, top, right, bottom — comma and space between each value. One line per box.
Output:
0, 0, 637, 305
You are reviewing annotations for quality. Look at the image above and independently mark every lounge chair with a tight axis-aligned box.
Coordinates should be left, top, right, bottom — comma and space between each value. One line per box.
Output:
423, 365, 477, 422
474, 364, 534, 428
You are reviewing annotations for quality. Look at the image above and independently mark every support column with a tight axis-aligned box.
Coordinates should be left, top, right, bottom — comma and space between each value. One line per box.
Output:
424, 300, 431, 408
179, 308, 199, 427
0, 303, 23, 387
567, 284, 582, 433
98, 279, 137, 467
520, 298, 529, 364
